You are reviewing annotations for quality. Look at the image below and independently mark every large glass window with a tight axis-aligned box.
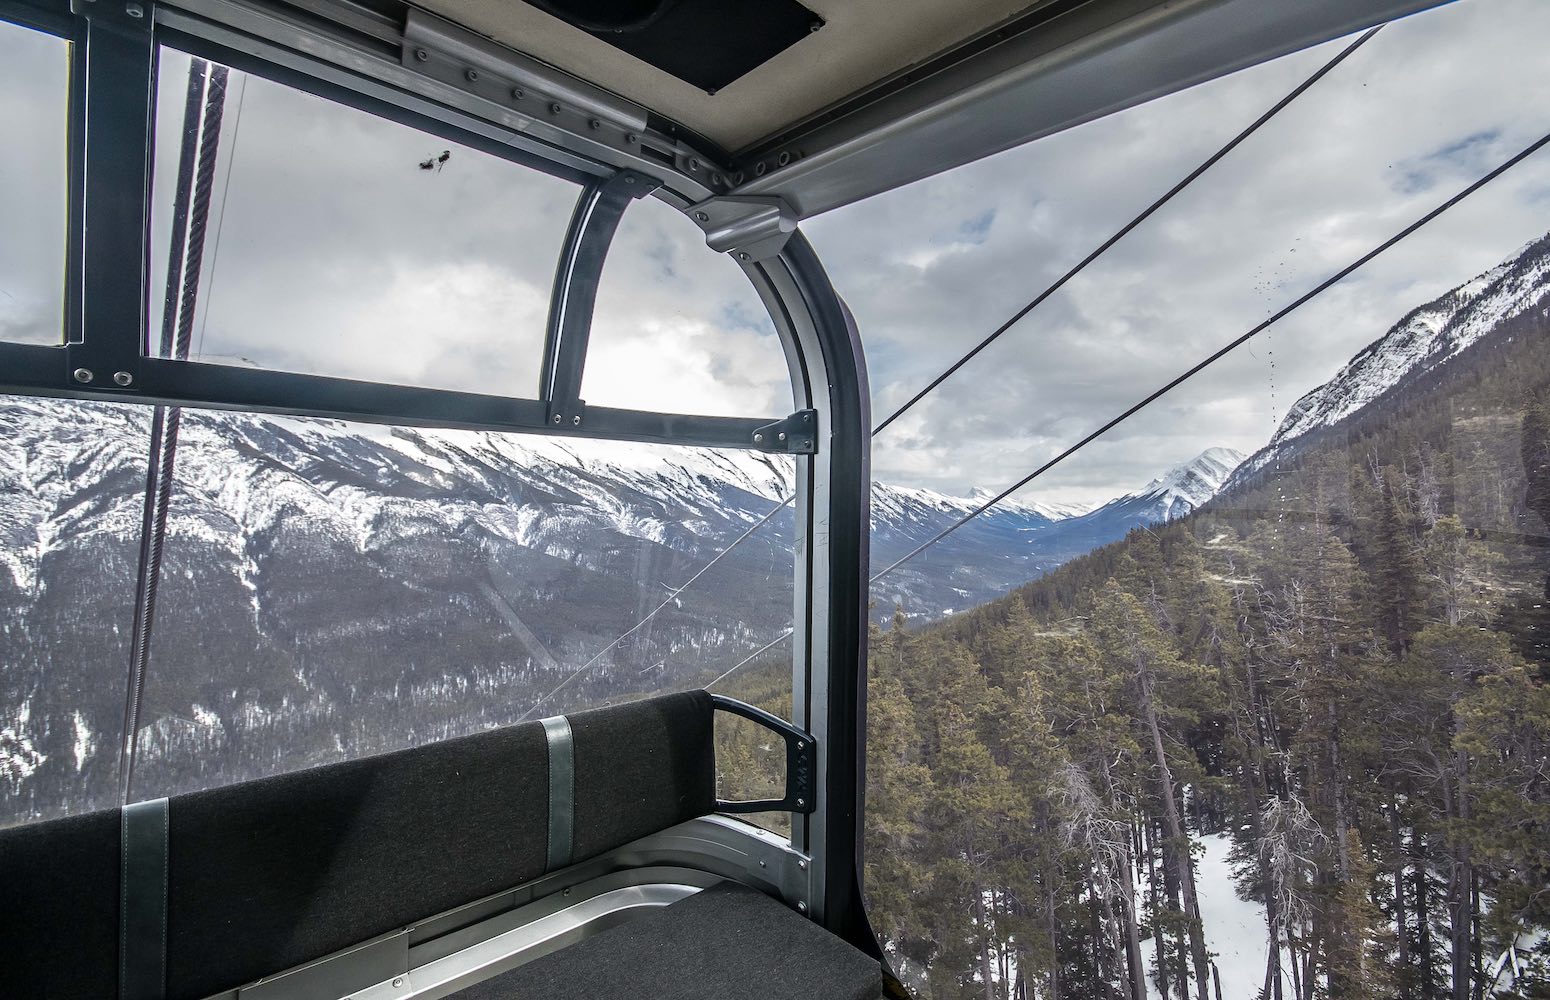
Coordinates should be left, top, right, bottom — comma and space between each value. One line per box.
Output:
0, 19, 70, 346
810, 0, 1550, 995
127, 410, 795, 800
584, 195, 793, 417
0, 396, 150, 827
148, 49, 581, 395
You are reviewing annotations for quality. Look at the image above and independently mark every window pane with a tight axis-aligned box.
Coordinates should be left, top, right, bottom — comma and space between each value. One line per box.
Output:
583, 195, 792, 417
808, 0, 1550, 995
0, 20, 69, 346
129, 410, 795, 798
148, 49, 580, 395
1, 396, 149, 827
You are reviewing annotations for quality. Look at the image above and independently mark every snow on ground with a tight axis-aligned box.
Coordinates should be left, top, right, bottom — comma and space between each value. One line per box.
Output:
1142, 832, 1271, 1000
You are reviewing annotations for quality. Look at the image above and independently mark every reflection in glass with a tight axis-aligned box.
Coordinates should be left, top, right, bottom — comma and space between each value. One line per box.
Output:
0, 21, 70, 346
0, 397, 150, 827
125, 410, 794, 798
148, 49, 580, 395
584, 194, 791, 417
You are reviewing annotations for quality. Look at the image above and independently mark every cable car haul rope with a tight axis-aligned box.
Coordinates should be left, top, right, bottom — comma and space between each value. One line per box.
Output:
526, 24, 1550, 699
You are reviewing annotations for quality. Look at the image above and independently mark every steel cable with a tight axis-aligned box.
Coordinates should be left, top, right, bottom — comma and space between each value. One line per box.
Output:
869, 127, 1550, 584
514, 28, 1382, 710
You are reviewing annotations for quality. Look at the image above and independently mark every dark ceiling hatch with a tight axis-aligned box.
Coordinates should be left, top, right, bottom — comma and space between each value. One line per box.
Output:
526, 0, 823, 92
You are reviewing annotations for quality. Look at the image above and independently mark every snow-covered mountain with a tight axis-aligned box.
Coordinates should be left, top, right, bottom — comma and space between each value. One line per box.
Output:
1101, 446, 1246, 523
0, 397, 1235, 817
1230, 230, 1550, 487
870, 447, 1243, 616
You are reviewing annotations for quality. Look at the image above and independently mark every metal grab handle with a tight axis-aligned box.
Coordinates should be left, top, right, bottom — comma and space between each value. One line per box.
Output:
709, 694, 817, 815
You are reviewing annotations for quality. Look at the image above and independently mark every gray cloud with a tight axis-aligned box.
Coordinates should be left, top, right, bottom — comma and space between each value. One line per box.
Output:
805, 0, 1550, 504
0, 23, 69, 346
7, 2, 1548, 510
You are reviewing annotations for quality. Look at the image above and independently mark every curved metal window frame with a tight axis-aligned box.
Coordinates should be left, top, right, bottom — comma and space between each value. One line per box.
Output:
0, 0, 878, 958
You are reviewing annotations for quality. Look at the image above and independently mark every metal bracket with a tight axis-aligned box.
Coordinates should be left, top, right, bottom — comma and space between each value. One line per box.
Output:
70, 0, 154, 29
545, 398, 587, 430
688, 196, 798, 263
401, 7, 648, 135
750, 409, 817, 454
711, 695, 817, 815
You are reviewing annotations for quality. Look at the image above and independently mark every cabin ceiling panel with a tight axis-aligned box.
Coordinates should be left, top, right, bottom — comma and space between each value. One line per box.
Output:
408, 0, 1046, 152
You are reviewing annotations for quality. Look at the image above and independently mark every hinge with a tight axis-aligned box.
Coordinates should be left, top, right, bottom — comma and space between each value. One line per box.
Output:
751, 409, 817, 454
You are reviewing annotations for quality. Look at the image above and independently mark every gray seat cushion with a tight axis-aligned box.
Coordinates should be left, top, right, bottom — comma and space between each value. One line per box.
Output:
453, 881, 883, 1000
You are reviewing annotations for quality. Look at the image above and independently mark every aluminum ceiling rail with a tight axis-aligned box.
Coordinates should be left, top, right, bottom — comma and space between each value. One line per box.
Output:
731, 0, 1454, 219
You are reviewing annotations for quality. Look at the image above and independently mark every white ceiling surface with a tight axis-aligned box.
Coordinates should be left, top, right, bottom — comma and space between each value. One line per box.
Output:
411, 0, 1043, 152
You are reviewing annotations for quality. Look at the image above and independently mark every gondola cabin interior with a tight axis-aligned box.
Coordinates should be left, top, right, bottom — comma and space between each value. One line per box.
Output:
2, 0, 1548, 997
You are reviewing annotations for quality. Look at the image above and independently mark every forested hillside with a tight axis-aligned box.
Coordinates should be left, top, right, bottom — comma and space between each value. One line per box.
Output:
862, 272, 1550, 998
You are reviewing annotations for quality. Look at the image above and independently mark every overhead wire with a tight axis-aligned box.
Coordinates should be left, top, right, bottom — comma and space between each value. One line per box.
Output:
513, 26, 1383, 708
870, 24, 1383, 437
868, 127, 1550, 585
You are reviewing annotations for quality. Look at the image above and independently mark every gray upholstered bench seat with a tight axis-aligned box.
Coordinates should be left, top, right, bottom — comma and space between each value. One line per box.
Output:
451, 881, 883, 1000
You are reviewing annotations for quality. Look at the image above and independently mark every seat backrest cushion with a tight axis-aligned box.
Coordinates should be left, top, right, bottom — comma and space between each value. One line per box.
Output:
167, 719, 551, 998
0, 808, 120, 1000
570, 689, 715, 859
2, 689, 718, 1000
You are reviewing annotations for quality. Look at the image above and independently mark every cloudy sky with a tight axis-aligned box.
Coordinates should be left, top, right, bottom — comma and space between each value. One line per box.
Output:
808, 0, 1550, 504
4, 0, 1550, 508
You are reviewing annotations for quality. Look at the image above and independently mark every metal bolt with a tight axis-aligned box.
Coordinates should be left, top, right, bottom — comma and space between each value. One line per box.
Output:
797, 859, 808, 870
553, 414, 562, 424
413, 48, 429, 62
464, 68, 479, 82
711, 173, 723, 186
625, 133, 639, 144
588, 118, 602, 131
695, 211, 709, 222
687, 158, 701, 172
511, 87, 525, 99
563, 888, 571, 896
803, 413, 811, 422
777, 431, 787, 442
778, 151, 791, 167
72, 368, 93, 384
392, 977, 404, 988
754, 161, 767, 176
796, 740, 805, 750
753, 432, 764, 444
738, 251, 751, 262
802, 440, 811, 449
809, 20, 822, 32
796, 901, 808, 913
549, 102, 562, 115
758, 859, 767, 868
795, 796, 805, 807
112, 371, 133, 386
125, 2, 143, 16
571, 414, 581, 426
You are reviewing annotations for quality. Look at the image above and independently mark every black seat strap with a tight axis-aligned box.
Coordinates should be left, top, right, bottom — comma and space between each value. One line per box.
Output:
120, 797, 169, 1000
540, 715, 575, 871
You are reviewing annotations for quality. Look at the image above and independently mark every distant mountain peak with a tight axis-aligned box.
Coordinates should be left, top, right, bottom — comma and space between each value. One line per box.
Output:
1140, 447, 1247, 510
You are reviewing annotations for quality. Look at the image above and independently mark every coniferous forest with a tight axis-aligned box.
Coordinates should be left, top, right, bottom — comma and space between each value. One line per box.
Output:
859, 303, 1550, 999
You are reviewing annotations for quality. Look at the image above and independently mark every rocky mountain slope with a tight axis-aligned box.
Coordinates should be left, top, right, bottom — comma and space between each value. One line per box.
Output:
1229, 229, 1550, 487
